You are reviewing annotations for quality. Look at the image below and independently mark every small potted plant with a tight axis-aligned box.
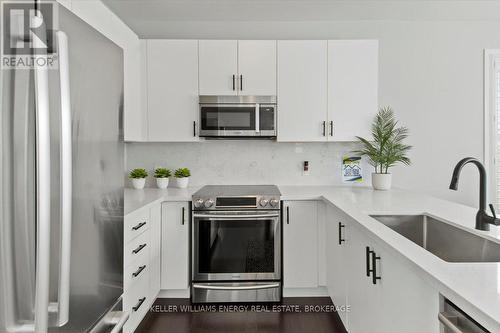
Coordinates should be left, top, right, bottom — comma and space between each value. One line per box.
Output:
174, 167, 191, 188
354, 107, 411, 190
154, 167, 171, 189
129, 168, 148, 190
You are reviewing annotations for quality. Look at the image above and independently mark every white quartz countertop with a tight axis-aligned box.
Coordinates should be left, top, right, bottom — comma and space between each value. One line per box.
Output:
125, 185, 500, 331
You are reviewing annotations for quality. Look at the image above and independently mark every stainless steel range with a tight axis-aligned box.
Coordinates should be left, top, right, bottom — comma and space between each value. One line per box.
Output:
191, 185, 282, 303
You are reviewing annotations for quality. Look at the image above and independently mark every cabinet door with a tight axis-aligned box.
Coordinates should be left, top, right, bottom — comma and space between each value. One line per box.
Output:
149, 203, 161, 300
345, 224, 383, 333
326, 205, 349, 327
377, 244, 439, 332
277, 40, 328, 142
199, 40, 238, 95
328, 40, 378, 141
161, 202, 190, 290
283, 201, 318, 288
237, 40, 276, 95
147, 40, 199, 141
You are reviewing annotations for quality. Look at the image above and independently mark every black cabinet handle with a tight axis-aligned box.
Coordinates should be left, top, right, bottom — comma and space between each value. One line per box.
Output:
240, 74, 243, 91
232, 75, 235, 91
132, 243, 146, 254
366, 246, 374, 277
371, 252, 381, 284
330, 121, 334, 136
132, 222, 146, 231
181, 207, 185, 225
286, 206, 290, 224
132, 265, 146, 278
338, 222, 345, 245
322, 121, 326, 136
132, 297, 146, 312
193, 121, 196, 137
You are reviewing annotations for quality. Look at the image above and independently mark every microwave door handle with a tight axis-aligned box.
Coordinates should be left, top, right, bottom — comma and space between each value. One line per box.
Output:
255, 103, 260, 133
33, 14, 52, 333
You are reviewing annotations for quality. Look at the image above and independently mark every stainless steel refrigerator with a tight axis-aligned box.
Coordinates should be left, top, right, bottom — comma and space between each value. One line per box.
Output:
0, 2, 125, 333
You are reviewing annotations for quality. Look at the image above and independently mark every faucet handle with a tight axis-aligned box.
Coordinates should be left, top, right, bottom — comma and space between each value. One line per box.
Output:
489, 204, 497, 218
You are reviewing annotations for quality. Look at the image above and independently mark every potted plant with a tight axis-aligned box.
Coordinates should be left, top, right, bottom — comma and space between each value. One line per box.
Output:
354, 107, 411, 190
154, 167, 171, 189
174, 167, 191, 188
129, 168, 148, 189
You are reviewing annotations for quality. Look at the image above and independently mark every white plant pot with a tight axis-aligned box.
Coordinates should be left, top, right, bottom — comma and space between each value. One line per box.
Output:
156, 177, 169, 189
131, 178, 146, 190
372, 173, 392, 191
176, 177, 189, 188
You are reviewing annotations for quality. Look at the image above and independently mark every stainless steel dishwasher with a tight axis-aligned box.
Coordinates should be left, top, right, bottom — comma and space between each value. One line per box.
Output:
439, 299, 490, 333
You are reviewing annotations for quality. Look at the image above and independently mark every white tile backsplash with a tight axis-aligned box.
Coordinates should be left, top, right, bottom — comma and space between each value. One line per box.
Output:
125, 141, 372, 188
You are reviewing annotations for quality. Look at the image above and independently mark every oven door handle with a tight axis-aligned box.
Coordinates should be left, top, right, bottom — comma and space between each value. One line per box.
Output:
192, 283, 280, 291
193, 213, 280, 219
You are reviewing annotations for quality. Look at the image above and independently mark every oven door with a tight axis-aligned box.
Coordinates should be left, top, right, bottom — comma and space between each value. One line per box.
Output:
192, 210, 281, 281
199, 104, 276, 137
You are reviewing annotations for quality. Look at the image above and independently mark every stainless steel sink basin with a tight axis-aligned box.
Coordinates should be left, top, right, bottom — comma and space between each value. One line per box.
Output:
369, 214, 500, 263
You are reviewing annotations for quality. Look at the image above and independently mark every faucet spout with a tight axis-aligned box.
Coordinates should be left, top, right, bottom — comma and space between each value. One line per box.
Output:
449, 157, 498, 230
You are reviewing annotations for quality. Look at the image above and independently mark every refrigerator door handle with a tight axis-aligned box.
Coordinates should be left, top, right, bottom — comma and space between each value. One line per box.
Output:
32, 14, 52, 333
48, 30, 73, 327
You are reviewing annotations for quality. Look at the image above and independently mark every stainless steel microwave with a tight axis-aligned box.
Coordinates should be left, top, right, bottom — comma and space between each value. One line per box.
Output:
199, 95, 277, 138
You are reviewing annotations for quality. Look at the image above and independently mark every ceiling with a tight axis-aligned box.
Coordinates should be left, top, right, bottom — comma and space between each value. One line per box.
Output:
102, 0, 500, 36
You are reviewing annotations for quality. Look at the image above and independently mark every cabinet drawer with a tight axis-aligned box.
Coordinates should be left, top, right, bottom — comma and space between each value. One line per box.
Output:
124, 251, 150, 291
125, 208, 150, 243
124, 229, 149, 268
123, 269, 150, 333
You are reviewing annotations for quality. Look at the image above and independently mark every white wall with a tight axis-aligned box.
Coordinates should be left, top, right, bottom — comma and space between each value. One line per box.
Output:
126, 141, 372, 188
124, 17, 500, 208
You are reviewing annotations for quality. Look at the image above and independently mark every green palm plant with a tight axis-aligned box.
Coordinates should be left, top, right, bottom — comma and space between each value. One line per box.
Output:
354, 107, 412, 174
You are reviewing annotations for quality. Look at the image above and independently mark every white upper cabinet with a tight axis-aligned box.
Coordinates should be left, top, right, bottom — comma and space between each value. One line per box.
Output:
237, 40, 277, 95
277, 40, 328, 142
328, 40, 378, 141
199, 40, 239, 95
146, 40, 199, 142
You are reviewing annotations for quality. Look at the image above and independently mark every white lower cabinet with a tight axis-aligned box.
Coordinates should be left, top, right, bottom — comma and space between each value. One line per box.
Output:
161, 201, 190, 290
283, 201, 319, 289
326, 205, 439, 333
123, 202, 162, 333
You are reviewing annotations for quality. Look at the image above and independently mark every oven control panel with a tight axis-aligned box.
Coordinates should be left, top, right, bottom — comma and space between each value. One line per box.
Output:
192, 195, 280, 210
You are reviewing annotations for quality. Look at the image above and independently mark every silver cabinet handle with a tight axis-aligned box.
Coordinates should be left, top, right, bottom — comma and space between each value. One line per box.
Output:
33, 13, 52, 333
286, 206, 290, 224
53, 30, 72, 326
322, 121, 326, 136
438, 312, 465, 333
181, 206, 185, 225
132, 297, 146, 312
232, 75, 236, 91
193, 121, 196, 137
329, 121, 334, 136
193, 283, 280, 291
240, 74, 243, 91
132, 222, 147, 231
132, 244, 147, 254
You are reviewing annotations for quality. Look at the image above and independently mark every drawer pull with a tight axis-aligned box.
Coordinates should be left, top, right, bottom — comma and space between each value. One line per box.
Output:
132, 297, 146, 312
132, 265, 146, 278
132, 222, 146, 231
132, 244, 146, 254
366, 246, 374, 277
338, 222, 345, 244
371, 251, 382, 284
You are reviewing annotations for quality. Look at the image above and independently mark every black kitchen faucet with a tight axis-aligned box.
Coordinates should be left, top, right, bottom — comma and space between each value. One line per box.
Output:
449, 157, 500, 231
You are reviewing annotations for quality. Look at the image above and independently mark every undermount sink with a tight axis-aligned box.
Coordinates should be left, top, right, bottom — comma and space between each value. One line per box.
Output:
369, 214, 500, 263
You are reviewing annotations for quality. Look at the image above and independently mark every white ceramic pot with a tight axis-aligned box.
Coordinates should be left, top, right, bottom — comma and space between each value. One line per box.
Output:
131, 178, 146, 190
176, 177, 189, 188
156, 177, 169, 189
372, 173, 392, 190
